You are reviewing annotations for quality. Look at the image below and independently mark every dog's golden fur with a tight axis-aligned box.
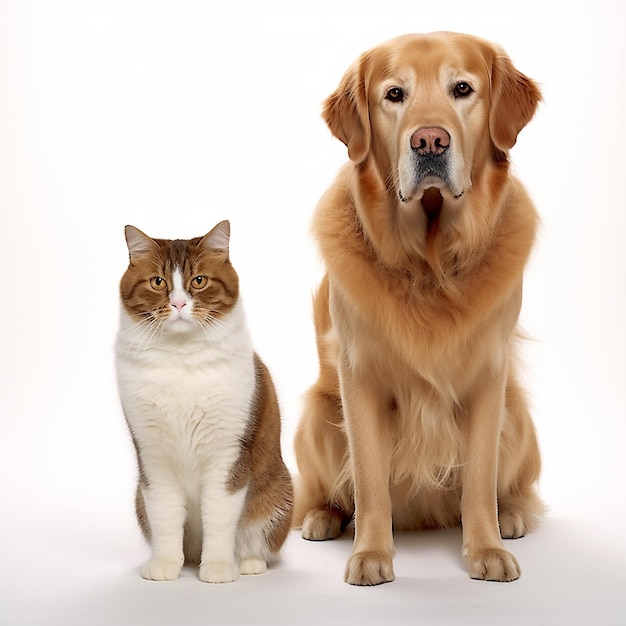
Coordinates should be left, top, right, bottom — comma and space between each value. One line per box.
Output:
294, 32, 543, 585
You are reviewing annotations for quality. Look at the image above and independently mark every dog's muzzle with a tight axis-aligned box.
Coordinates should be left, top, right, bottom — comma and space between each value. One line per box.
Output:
398, 127, 464, 202
411, 126, 454, 189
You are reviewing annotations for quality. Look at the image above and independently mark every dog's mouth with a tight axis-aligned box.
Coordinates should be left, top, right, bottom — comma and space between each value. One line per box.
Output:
399, 183, 463, 221
397, 151, 465, 208
420, 187, 444, 219
398, 172, 464, 209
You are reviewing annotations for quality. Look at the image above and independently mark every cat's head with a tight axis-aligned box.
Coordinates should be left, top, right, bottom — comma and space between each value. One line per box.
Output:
119, 221, 238, 337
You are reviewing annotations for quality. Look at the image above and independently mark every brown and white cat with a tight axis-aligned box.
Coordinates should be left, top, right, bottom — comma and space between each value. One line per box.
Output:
115, 220, 293, 583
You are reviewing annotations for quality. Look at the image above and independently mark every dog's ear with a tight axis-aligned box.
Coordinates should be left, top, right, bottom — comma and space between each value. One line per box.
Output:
489, 52, 542, 151
322, 55, 371, 163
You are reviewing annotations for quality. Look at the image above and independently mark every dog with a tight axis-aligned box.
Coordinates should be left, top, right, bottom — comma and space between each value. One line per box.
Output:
293, 32, 543, 585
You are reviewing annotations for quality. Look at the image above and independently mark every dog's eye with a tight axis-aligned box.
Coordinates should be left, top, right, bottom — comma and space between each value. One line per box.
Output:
385, 87, 405, 103
453, 82, 474, 98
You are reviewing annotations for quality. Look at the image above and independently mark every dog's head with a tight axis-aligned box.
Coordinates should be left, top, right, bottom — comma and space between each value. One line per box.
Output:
323, 32, 541, 211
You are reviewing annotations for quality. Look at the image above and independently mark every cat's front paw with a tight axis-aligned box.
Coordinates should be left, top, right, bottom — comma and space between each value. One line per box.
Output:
199, 561, 239, 584
141, 558, 182, 581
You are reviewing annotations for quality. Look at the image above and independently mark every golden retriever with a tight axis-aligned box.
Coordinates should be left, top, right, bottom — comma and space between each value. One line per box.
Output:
294, 32, 543, 585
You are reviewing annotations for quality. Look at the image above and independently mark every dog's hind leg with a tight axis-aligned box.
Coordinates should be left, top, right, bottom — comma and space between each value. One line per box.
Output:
293, 386, 353, 540
497, 376, 545, 539
293, 275, 354, 540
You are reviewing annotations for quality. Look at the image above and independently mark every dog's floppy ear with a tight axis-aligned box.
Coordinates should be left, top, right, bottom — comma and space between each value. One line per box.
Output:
489, 52, 542, 151
322, 55, 371, 163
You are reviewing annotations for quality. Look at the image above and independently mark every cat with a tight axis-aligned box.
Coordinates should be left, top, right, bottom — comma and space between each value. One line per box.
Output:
115, 220, 293, 583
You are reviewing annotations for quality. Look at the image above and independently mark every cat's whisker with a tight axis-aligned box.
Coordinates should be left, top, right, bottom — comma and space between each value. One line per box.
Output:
196, 312, 230, 339
119, 313, 166, 356
118, 318, 152, 345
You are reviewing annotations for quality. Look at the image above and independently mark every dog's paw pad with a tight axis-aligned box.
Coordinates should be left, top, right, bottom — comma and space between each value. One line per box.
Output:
302, 507, 343, 541
467, 548, 520, 582
498, 511, 528, 539
344, 551, 395, 586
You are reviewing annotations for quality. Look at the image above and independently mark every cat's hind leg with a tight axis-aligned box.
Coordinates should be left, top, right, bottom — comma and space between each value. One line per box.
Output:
240, 557, 267, 576
236, 470, 294, 575
235, 519, 273, 576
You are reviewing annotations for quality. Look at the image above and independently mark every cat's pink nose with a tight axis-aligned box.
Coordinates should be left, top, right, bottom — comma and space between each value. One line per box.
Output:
171, 301, 187, 311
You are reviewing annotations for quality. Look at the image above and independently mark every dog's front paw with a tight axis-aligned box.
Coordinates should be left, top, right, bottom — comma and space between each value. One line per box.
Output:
344, 551, 395, 586
465, 547, 521, 582
141, 557, 183, 581
199, 561, 239, 584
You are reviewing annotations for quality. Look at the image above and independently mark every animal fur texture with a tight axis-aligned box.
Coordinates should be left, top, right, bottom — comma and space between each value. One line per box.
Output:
294, 32, 544, 585
116, 221, 293, 583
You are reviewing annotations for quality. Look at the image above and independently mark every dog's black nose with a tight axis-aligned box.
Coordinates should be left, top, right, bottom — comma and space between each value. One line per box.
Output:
411, 127, 450, 155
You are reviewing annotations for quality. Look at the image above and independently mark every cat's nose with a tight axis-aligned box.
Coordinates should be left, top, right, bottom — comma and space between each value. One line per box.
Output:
171, 301, 187, 311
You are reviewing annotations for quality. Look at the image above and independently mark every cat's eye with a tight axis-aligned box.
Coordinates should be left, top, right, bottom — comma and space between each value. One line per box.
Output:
191, 276, 208, 290
150, 276, 167, 291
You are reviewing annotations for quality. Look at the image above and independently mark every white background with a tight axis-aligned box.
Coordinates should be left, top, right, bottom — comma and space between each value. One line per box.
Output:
1, 1, 624, 624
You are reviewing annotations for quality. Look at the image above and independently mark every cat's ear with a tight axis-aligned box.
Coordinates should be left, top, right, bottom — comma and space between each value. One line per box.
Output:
125, 225, 158, 262
200, 220, 230, 254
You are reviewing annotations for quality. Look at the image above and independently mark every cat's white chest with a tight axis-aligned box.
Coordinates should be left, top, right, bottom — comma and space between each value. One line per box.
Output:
128, 354, 251, 427
116, 303, 256, 467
